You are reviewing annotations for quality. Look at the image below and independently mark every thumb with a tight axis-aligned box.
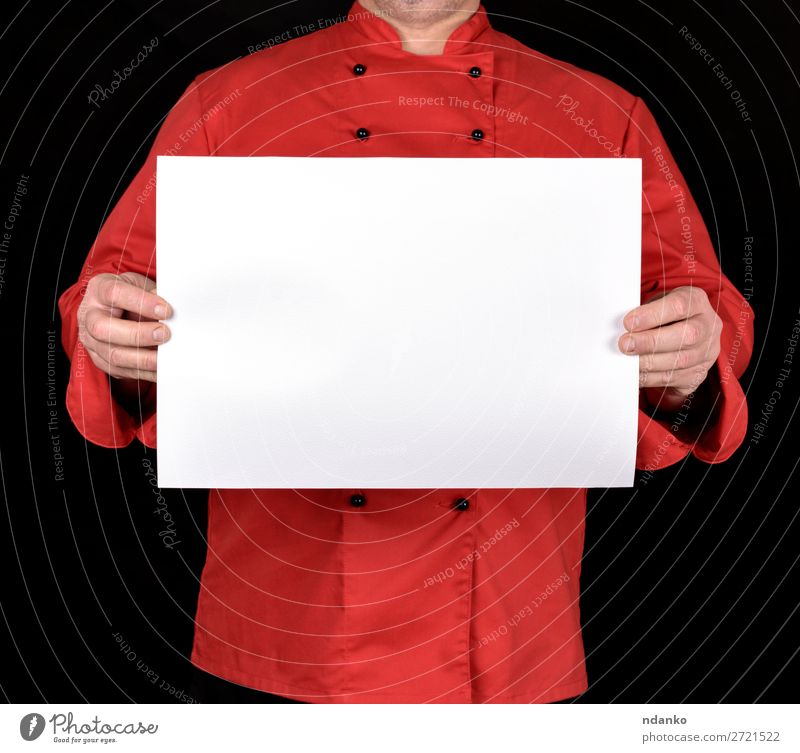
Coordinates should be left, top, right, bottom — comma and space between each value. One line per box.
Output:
119, 271, 157, 292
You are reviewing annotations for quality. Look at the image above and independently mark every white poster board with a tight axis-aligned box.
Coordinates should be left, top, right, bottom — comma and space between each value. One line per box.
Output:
156, 156, 641, 489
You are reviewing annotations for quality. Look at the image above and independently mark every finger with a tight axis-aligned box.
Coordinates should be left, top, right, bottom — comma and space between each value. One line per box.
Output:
87, 347, 157, 382
110, 366, 158, 383
89, 341, 159, 373
121, 275, 161, 322
84, 308, 170, 346
119, 271, 157, 293
619, 319, 706, 355
623, 286, 707, 331
639, 365, 709, 391
124, 312, 160, 323
95, 277, 171, 320
637, 348, 709, 374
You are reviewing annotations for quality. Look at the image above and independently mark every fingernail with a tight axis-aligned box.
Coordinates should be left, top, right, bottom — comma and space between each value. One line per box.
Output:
152, 326, 166, 342
154, 304, 167, 319
624, 337, 636, 352
630, 315, 640, 329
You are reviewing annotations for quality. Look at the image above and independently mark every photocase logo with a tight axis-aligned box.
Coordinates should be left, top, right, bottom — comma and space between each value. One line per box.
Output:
19, 713, 45, 741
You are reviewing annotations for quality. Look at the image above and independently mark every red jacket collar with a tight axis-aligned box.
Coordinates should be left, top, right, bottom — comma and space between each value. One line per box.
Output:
346, 1, 491, 55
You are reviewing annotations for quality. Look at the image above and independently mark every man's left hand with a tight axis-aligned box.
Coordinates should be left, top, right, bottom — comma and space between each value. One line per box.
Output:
618, 285, 723, 411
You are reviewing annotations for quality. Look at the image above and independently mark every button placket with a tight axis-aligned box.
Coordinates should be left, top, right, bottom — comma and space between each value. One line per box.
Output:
352, 61, 369, 144
465, 54, 493, 150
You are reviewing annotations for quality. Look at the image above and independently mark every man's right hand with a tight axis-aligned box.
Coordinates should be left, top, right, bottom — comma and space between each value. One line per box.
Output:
77, 272, 172, 383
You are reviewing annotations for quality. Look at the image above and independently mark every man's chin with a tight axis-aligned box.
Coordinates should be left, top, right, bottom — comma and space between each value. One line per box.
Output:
363, 0, 471, 28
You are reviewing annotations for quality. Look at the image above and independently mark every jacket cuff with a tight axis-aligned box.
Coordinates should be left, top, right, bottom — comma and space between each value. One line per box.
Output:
64, 337, 158, 449
635, 353, 748, 472
690, 353, 748, 463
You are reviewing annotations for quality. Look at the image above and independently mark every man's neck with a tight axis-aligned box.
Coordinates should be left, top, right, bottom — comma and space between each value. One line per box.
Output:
359, 0, 480, 55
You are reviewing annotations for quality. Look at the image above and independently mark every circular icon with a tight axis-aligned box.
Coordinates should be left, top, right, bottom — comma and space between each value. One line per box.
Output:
19, 713, 45, 741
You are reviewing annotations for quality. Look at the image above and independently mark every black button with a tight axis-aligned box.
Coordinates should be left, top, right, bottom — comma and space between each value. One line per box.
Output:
350, 494, 366, 507
469, 66, 482, 78
470, 128, 484, 141
454, 497, 470, 511
353, 63, 366, 76
356, 127, 369, 141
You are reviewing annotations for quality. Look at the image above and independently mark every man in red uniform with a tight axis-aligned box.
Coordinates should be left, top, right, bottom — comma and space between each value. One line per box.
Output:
59, 0, 753, 703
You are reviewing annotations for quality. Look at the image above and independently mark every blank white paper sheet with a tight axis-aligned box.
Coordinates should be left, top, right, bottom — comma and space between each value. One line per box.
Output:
156, 156, 641, 489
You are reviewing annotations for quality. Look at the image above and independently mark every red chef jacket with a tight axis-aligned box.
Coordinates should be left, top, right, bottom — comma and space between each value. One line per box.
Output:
58, 2, 754, 703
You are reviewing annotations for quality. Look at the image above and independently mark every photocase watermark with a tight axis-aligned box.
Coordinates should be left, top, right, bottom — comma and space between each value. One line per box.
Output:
639, 391, 697, 484
20, 705, 159, 742
397, 94, 530, 125
720, 235, 756, 384
719, 302, 752, 387
142, 458, 181, 549
19, 713, 45, 741
247, 7, 394, 54
651, 144, 697, 275
47, 712, 157, 739
555, 95, 626, 157
71, 263, 95, 380
87, 37, 159, 109
0, 173, 29, 301
248, 28, 293, 53
721, 238, 754, 387
136, 88, 242, 205
473, 572, 571, 649
423, 517, 520, 588
678, 26, 752, 123
46, 330, 65, 482
113, 631, 197, 703
742, 235, 754, 302
751, 309, 799, 444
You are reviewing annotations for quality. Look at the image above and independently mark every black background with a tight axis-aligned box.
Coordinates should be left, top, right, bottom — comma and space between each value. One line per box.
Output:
0, 0, 798, 703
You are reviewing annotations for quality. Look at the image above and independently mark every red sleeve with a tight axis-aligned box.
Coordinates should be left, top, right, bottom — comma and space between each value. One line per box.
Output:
58, 77, 211, 449
622, 96, 754, 472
